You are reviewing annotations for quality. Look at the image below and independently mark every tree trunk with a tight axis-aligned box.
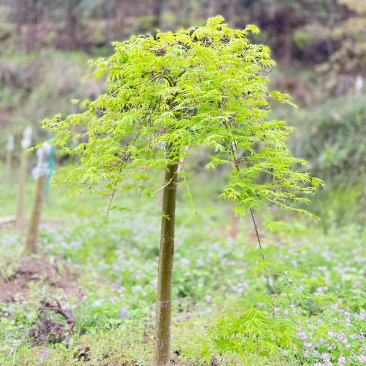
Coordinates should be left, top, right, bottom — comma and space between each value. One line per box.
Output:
284, 22, 293, 68
65, 1, 79, 51
153, 144, 178, 366
152, 0, 163, 29
183, 0, 192, 29
16, 0, 24, 36
16, 149, 28, 228
228, 0, 237, 28
215, 0, 226, 18
25, 175, 47, 253
105, 1, 113, 48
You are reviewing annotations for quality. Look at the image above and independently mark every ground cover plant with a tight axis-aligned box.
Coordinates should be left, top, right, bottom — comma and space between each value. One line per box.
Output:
0, 195, 366, 365
40, 16, 323, 365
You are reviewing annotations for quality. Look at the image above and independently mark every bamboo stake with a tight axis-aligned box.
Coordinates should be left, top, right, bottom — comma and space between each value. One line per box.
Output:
25, 175, 47, 253
25, 142, 51, 254
355, 74, 363, 96
16, 127, 32, 228
16, 149, 28, 228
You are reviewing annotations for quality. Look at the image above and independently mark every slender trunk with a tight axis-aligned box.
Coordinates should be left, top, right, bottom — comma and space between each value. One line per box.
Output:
183, 0, 192, 29
284, 22, 293, 68
215, 0, 226, 17
228, 0, 237, 28
24, 0, 32, 53
152, 0, 163, 29
153, 144, 178, 366
25, 175, 47, 253
42, 0, 49, 23
105, 1, 112, 48
66, 1, 78, 51
16, 0, 24, 36
16, 149, 28, 228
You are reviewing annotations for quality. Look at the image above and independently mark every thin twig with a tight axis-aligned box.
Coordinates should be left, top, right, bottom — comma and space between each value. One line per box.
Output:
206, 34, 219, 52
230, 141, 274, 297
250, 208, 264, 259
107, 183, 118, 216
250, 207, 274, 298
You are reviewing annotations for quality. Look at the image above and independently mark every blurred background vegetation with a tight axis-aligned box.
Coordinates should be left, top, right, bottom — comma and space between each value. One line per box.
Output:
0, 0, 365, 228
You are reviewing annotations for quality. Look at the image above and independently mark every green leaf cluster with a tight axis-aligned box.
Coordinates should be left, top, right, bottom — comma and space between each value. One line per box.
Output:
42, 16, 324, 214
209, 308, 296, 364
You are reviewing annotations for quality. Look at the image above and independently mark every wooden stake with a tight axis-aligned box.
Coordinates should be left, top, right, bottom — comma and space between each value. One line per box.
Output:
16, 149, 28, 228
25, 175, 47, 253
25, 141, 50, 254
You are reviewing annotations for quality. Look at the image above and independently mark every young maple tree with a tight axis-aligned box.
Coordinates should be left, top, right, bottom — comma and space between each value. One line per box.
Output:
43, 16, 324, 366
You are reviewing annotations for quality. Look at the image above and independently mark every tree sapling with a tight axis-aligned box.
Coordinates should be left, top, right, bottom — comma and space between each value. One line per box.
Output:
43, 17, 324, 365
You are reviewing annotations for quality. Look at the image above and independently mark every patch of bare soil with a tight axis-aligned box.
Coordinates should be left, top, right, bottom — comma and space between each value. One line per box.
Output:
0, 254, 84, 304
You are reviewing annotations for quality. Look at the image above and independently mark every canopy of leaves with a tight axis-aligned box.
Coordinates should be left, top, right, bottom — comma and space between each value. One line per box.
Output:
43, 16, 324, 216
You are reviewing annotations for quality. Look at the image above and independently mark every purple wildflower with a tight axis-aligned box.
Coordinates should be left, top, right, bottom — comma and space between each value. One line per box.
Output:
120, 305, 129, 320
297, 332, 308, 340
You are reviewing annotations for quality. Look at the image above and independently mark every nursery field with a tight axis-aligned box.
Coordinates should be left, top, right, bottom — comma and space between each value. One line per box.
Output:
1, 2, 366, 365
1, 183, 366, 365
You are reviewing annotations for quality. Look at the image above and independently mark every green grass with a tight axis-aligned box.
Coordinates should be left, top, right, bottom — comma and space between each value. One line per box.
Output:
0, 180, 366, 365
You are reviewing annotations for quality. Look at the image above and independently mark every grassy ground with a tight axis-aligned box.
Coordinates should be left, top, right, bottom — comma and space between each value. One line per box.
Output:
0, 180, 366, 365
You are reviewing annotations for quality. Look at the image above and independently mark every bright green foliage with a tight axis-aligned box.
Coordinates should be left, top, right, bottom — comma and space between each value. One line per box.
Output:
209, 308, 296, 362
208, 261, 332, 363
42, 16, 324, 215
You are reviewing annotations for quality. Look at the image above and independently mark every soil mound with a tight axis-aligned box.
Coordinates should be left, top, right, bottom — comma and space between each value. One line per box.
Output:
0, 254, 83, 304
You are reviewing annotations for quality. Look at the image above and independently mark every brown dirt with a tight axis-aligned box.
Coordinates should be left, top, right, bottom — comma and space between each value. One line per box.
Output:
0, 254, 84, 304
